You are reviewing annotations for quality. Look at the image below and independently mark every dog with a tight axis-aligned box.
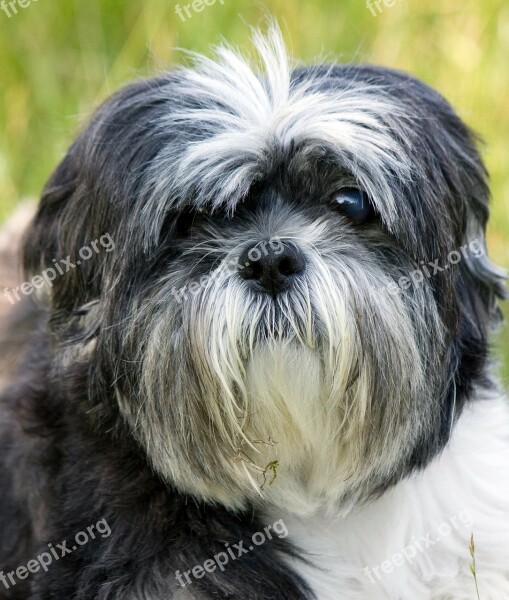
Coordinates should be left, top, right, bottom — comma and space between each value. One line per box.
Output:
1, 25, 508, 600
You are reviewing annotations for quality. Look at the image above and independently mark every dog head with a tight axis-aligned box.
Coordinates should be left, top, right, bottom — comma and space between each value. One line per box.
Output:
23, 27, 506, 515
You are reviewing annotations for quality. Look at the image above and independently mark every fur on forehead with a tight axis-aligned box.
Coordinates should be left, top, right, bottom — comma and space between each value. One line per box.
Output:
143, 28, 412, 223
126, 24, 489, 260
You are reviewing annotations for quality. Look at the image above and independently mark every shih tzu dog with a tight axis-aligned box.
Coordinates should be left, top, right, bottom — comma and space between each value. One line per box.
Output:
1, 24, 509, 600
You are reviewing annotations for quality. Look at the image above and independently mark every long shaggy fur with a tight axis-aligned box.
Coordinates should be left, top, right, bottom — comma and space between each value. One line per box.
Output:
1, 25, 508, 599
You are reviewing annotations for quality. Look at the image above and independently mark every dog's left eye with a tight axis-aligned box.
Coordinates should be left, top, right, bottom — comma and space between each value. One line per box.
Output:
332, 188, 374, 225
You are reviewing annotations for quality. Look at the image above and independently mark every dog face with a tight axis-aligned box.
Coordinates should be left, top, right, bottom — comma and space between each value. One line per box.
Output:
23, 28, 506, 515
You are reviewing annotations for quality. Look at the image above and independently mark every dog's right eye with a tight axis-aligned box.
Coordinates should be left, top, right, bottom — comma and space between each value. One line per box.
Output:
332, 188, 374, 225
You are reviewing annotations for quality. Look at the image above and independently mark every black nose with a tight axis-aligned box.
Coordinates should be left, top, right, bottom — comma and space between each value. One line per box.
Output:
237, 241, 305, 295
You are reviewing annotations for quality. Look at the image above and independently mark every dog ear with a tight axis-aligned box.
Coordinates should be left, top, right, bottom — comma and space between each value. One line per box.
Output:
23, 146, 78, 283
457, 225, 508, 331
21, 136, 112, 312
22, 76, 176, 313
444, 224, 508, 422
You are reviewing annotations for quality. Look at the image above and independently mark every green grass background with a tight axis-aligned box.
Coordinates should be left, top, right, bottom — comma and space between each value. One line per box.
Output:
0, 0, 507, 381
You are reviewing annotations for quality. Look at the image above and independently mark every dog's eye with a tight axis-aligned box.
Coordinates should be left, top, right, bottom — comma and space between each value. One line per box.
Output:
332, 188, 374, 225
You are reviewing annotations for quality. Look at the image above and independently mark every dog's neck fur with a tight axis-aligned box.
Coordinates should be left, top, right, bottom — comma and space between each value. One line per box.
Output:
263, 386, 509, 599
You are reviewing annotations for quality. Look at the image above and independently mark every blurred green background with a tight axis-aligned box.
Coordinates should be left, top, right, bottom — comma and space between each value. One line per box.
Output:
0, 0, 507, 381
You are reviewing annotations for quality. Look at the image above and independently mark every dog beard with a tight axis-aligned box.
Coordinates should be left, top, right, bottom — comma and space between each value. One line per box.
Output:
115, 201, 449, 515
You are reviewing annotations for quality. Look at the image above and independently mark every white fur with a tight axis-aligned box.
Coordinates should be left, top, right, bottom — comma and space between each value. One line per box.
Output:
143, 25, 416, 244
264, 389, 509, 599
